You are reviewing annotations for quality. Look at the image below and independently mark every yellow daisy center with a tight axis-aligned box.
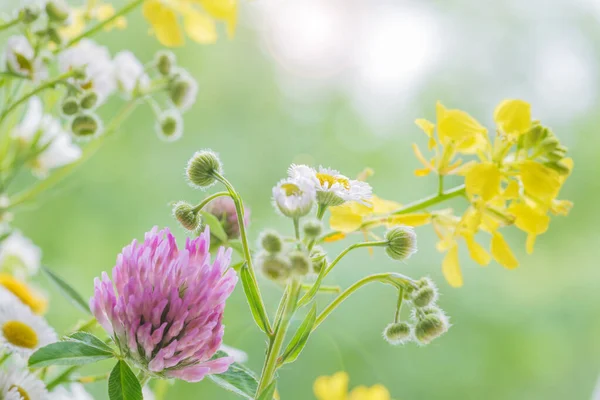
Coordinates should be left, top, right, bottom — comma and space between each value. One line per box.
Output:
10, 386, 31, 400
316, 173, 350, 190
281, 183, 301, 196
0, 274, 47, 314
2, 320, 39, 349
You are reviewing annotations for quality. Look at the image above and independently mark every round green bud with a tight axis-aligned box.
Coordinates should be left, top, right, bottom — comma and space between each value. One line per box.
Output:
385, 226, 417, 261
168, 71, 197, 110
186, 150, 223, 188
71, 113, 100, 138
383, 322, 412, 345
257, 252, 291, 282
45, 0, 70, 22
61, 97, 79, 116
71, 66, 87, 80
259, 230, 283, 254
46, 27, 62, 45
310, 246, 328, 274
412, 287, 437, 308
414, 314, 449, 345
302, 219, 323, 239
155, 51, 176, 76
173, 201, 199, 231
545, 160, 570, 176
540, 136, 560, 153
80, 91, 98, 110
289, 250, 311, 276
20, 5, 41, 24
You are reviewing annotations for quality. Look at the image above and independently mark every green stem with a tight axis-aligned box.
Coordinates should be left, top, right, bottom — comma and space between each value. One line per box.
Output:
61, 0, 144, 50
316, 203, 327, 220
74, 373, 110, 384
390, 184, 465, 215
437, 175, 444, 196
313, 273, 415, 330
256, 280, 301, 396
192, 191, 230, 213
300, 284, 340, 293
293, 217, 300, 241
0, 17, 20, 31
137, 372, 150, 387
394, 288, 404, 323
46, 366, 78, 390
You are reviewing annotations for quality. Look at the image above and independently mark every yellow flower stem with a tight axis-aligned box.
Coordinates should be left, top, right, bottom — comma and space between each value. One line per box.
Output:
256, 279, 301, 396
312, 273, 416, 331
192, 191, 230, 213
60, 0, 145, 51
8, 98, 140, 208
390, 184, 466, 216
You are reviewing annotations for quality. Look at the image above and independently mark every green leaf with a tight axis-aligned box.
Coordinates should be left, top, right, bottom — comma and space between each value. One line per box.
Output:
240, 264, 269, 334
298, 264, 327, 308
279, 303, 317, 365
108, 360, 143, 400
69, 332, 114, 353
200, 211, 229, 243
209, 352, 259, 399
256, 380, 277, 400
29, 337, 114, 368
42, 266, 91, 314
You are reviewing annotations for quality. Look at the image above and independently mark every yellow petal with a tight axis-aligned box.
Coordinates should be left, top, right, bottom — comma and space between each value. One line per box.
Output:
442, 245, 463, 287
198, 0, 237, 37
494, 99, 531, 136
95, 4, 116, 20
526, 233, 536, 255
464, 162, 501, 201
324, 232, 346, 243
436, 101, 487, 144
412, 143, 434, 170
370, 196, 401, 214
550, 199, 573, 216
388, 213, 432, 227
314, 372, 349, 400
329, 202, 372, 233
183, 8, 218, 44
349, 384, 391, 400
464, 235, 491, 266
518, 160, 561, 203
503, 180, 520, 199
143, 0, 184, 47
60, 9, 86, 39
508, 202, 550, 236
415, 118, 435, 137
414, 168, 432, 177
491, 232, 518, 269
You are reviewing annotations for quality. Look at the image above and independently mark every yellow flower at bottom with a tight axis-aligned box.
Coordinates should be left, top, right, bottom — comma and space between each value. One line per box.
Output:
349, 385, 391, 400
314, 372, 349, 400
0, 274, 47, 314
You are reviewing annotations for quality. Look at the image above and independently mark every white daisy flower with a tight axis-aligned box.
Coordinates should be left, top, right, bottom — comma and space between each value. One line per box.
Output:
0, 369, 48, 400
219, 344, 248, 364
272, 177, 315, 218
113, 50, 151, 97
0, 231, 41, 279
58, 39, 115, 105
12, 97, 82, 177
49, 383, 93, 400
0, 299, 57, 358
4, 35, 48, 82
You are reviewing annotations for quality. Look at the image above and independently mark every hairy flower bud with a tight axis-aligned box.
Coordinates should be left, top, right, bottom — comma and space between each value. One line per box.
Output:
186, 150, 223, 188
80, 91, 98, 110
20, 5, 41, 23
289, 250, 311, 276
173, 201, 199, 231
169, 69, 197, 111
383, 322, 412, 345
61, 97, 79, 116
259, 230, 283, 254
414, 314, 449, 345
257, 252, 291, 282
412, 287, 437, 308
155, 51, 176, 76
310, 246, 328, 274
302, 219, 323, 239
45, 0, 70, 22
156, 110, 183, 142
71, 113, 101, 139
385, 226, 417, 261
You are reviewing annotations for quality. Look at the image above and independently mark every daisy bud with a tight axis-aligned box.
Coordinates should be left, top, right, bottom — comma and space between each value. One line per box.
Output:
259, 230, 283, 254
173, 201, 199, 231
310, 246, 328, 274
156, 109, 183, 142
302, 219, 322, 239
80, 91, 98, 110
412, 287, 437, 308
19, 5, 41, 24
169, 69, 198, 111
186, 150, 223, 189
61, 97, 79, 116
385, 226, 418, 261
383, 322, 412, 345
414, 314, 450, 345
272, 178, 315, 218
289, 250, 311, 276
257, 252, 291, 282
45, 0, 70, 23
156, 50, 176, 76
71, 113, 100, 139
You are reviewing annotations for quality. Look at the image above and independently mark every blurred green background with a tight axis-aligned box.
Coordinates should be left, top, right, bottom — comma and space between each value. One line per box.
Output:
5, 0, 600, 398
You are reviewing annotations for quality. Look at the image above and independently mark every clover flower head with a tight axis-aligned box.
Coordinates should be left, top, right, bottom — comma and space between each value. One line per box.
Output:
90, 227, 237, 382
272, 177, 316, 218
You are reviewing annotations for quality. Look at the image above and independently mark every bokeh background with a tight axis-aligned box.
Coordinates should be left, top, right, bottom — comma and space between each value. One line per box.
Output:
4, 0, 600, 398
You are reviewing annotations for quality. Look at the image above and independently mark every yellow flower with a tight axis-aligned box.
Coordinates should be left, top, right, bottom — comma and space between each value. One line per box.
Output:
143, 0, 237, 47
494, 99, 531, 137
61, 2, 127, 39
0, 274, 48, 314
314, 372, 391, 400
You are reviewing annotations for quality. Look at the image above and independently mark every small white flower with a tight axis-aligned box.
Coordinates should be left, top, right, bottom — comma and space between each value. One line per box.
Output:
0, 369, 48, 400
155, 109, 183, 142
58, 39, 115, 105
4, 35, 47, 82
49, 383, 93, 400
12, 97, 82, 177
219, 344, 248, 364
272, 177, 315, 218
113, 50, 150, 97
0, 299, 57, 358
0, 231, 41, 279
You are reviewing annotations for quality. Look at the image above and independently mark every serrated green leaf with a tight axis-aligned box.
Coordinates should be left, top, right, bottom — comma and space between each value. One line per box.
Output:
230, 261, 245, 272
209, 357, 258, 399
29, 338, 114, 368
200, 211, 229, 243
279, 303, 317, 365
256, 380, 277, 400
108, 360, 142, 400
69, 332, 114, 353
42, 266, 91, 314
240, 264, 269, 334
